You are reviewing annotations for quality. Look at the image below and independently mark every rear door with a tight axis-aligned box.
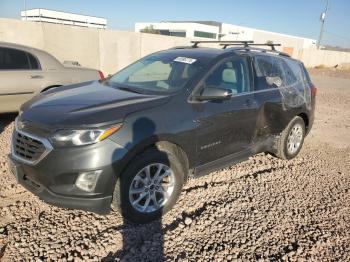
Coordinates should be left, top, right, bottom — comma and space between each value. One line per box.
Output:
0, 47, 43, 112
252, 54, 302, 138
194, 55, 259, 166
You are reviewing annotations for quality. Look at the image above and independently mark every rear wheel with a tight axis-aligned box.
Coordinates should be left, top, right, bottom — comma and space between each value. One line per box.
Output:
112, 147, 185, 224
273, 116, 306, 160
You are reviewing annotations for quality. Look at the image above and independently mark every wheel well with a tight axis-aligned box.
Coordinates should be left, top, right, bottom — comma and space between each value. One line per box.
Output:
115, 140, 190, 184
298, 113, 309, 130
155, 141, 190, 182
41, 85, 62, 93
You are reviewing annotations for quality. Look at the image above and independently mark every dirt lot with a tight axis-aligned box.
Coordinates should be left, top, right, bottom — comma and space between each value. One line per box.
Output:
1, 74, 350, 261
308, 67, 350, 80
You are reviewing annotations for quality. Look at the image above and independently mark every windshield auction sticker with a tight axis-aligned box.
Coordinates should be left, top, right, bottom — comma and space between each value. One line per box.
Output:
174, 57, 197, 64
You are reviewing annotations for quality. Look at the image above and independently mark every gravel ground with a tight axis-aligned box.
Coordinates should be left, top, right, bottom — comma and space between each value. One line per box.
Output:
1, 74, 350, 261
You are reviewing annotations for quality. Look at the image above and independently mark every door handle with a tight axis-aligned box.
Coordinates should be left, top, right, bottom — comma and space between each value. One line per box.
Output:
30, 75, 43, 79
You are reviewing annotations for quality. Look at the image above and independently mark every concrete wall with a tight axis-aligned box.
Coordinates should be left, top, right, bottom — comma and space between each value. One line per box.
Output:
1, 18, 350, 74
0, 18, 193, 75
0, 18, 102, 71
296, 49, 350, 67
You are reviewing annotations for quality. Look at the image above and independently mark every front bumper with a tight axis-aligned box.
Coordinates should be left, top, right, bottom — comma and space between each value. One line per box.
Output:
8, 135, 128, 215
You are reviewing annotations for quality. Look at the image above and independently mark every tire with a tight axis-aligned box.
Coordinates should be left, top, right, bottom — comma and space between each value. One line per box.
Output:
112, 147, 185, 224
273, 116, 306, 160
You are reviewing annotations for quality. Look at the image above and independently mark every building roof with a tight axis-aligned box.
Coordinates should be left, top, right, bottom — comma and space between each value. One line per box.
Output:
21, 8, 107, 27
165, 20, 222, 27
161, 20, 315, 42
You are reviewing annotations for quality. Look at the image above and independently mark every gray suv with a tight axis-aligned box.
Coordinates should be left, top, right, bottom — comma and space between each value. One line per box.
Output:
8, 41, 316, 223
0, 42, 104, 113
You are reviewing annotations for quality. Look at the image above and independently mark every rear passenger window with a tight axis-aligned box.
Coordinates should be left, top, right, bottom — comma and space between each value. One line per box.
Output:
254, 55, 285, 90
204, 56, 250, 95
28, 53, 40, 70
280, 59, 302, 87
0, 47, 30, 70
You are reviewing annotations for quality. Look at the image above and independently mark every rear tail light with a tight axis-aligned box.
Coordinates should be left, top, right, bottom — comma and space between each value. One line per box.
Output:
311, 85, 317, 96
98, 70, 105, 80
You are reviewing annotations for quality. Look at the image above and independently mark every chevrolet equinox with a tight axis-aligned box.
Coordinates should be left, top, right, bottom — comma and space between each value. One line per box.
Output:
8, 41, 316, 223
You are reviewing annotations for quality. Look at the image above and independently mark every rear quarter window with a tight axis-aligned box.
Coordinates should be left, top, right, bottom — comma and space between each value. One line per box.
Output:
280, 59, 303, 87
28, 53, 40, 70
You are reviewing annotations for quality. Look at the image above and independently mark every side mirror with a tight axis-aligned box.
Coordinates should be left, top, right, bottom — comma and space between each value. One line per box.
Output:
197, 86, 232, 101
266, 76, 282, 88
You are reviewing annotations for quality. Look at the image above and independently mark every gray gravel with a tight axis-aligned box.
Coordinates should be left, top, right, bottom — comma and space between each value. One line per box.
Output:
1, 75, 350, 261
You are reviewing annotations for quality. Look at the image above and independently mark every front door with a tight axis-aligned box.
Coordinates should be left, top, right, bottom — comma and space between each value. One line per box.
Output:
194, 55, 259, 166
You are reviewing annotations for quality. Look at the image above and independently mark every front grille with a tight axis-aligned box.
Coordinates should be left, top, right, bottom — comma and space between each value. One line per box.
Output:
13, 130, 47, 163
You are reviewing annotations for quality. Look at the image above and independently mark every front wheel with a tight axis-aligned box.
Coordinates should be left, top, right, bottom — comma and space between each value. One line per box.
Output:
112, 147, 185, 224
273, 116, 306, 160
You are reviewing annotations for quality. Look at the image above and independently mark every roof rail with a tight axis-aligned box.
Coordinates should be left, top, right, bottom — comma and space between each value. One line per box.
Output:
190, 40, 254, 48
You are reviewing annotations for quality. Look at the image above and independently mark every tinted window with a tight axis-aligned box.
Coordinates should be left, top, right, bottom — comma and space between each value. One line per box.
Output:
194, 31, 217, 39
254, 55, 284, 90
28, 53, 40, 69
204, 56, 250, 95
280, 59, 305, 87
0, 48, 30, 70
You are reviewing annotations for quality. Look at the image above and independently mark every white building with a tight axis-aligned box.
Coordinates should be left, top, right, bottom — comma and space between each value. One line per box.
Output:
135, 22, 220, 39
135, 21, 317, 55
219, 23, 316, 50
21, 9, 107, 29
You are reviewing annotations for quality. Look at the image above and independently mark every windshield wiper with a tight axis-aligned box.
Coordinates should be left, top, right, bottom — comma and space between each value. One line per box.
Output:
104, 80, 143, 94
118, 86, 144, 94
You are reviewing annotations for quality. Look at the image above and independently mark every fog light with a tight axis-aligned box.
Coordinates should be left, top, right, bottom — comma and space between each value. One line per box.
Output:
75, 170, 102, 192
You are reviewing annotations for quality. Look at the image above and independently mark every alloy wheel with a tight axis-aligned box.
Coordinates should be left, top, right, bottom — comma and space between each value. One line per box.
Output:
287, 123, 303, 155
129, 163, 175, 213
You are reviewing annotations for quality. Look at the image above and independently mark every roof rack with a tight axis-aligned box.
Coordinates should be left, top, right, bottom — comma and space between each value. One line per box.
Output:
190, 40, 254, 48
220, 43, 281, 51
231, 46, 290, 57
174, 40, 290, 57
219, 42, 290, 57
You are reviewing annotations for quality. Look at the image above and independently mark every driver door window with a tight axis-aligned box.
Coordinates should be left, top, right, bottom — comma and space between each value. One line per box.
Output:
204, 56, 250, 95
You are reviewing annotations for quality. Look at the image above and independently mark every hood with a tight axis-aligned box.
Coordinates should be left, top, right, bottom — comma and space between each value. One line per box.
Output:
21, 81, 170, 128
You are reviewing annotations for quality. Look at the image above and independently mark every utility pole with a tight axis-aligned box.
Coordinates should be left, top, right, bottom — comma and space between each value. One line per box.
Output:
317, 0, 329, 49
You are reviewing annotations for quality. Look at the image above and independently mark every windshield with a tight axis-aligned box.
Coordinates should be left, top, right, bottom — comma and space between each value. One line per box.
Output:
107, 52, 207, 93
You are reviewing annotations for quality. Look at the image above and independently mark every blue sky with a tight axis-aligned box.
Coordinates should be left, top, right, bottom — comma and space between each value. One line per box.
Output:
1, 0, 349, 47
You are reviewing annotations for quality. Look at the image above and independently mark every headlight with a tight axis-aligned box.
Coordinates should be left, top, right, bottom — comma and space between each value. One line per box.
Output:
50, 124, 122, 147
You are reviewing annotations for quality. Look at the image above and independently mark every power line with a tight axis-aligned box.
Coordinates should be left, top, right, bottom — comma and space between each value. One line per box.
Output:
324, 30, 350, 42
